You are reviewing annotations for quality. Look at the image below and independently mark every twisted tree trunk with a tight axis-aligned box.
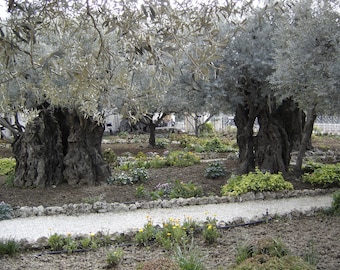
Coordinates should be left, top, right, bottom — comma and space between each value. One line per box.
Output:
255, 108, 289, 173
12, 108, 110, 187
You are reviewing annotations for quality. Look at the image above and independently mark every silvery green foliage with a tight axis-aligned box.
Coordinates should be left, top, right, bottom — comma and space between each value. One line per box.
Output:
214, 3, 283, 108
1, 0, 252, 128
270, 0, 340, 114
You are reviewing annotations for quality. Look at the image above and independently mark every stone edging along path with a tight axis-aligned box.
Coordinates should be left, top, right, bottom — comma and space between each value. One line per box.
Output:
10, 188, 338, 219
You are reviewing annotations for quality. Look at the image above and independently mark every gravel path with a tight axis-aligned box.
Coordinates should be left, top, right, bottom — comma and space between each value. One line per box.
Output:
0, 195, 332, 243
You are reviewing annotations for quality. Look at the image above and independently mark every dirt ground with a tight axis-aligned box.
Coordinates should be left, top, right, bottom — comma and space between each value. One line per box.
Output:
0, 140, 324, 208
0, 136, 339, 269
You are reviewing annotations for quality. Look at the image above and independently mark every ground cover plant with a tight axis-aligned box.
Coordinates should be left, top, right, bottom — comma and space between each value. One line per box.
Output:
221, 169, 294, 196
302, 162, 340, 187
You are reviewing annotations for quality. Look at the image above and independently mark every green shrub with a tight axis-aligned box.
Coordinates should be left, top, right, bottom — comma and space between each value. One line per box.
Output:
0, 157, 16, 175
302, 161, 323, 174
200, 122, 214, 134
148, 155, 168, 168
170, 180, 203, 199
0, 238, 19, 257
178, 135, 199, 149
302, 163, 340, 187
166, 151, 200, 167
204, 138, 229, 153
0, 201, 13, 221
221, 169, 293, 196
204, 161, 226, 179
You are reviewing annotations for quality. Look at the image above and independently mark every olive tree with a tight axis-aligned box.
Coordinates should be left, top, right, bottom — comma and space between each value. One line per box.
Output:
270, 0, 340, 172
215, 2, 300, 174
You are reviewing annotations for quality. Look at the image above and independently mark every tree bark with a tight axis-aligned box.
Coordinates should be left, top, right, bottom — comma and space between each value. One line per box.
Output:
148, 121, 157, 147
12, 108, 110, 187
12, 109, 64, 187
294, 107, 317, 174
274, 98, 305, 151
255, 108, 289, 173
234, 104, 257, 174
63, 111, 111, 185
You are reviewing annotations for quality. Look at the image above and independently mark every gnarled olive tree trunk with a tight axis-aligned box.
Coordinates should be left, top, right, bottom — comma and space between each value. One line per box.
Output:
255, 108, 290, 173
235, 98, 306, 175
234, 104, 257, 174
12, 108, 110, 187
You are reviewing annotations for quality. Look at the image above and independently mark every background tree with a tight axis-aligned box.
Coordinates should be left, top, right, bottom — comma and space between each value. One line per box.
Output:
215, 2, 299, 174
270, 0, 340, 173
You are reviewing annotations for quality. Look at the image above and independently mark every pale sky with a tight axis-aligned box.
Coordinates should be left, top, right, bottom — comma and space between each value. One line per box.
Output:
0, 0, 9, 19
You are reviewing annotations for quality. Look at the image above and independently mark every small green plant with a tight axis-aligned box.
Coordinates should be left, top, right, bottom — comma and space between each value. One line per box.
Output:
166, 151, 201, 167
202, 216, 219, 244
303, 239, 319, 266
0, 157, 16, 176
64, 233, 78, 254
151, 182, 172, 199
156, 218, 189, 250
102, 148, 117, 165
109, 167, 149, 185
302, 163, 340, 187
0, 201, 13, 221
170, 180, 203, 199
155, 139, 168, 148
204, 161, 226, 179
136, 184, 148, 198
79, 236, 92, 249
131, 167, 149, 183
106, 247, 124, 267
330, 190, 340, 215
236, 238, 289, 264
108, 172, 133, 185
48, 233, 65, 251
175, 240, 205, 270
135, 217, 158, 246
0, 238, 19, 257
5, 173, 15, 187
221, 168, 294, 196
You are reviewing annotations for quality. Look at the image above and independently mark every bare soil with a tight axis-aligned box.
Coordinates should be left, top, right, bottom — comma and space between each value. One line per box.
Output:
1, 214, 339, 269
0, 136, 339, 269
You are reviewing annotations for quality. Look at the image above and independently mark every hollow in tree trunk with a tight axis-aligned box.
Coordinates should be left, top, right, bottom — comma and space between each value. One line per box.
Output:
12, 108, 110, 187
